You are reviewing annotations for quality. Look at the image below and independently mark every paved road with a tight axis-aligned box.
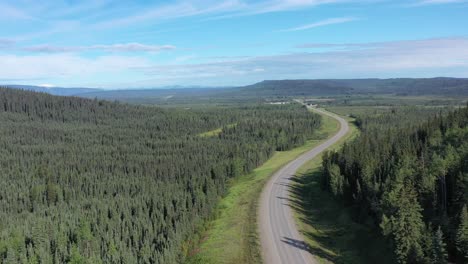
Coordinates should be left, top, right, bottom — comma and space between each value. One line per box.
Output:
258, 107, 349, 264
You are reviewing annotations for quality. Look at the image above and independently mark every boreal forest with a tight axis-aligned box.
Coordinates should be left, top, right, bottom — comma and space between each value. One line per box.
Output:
1, 0, 468, 263
0, 87, 321, 263
322, 106, 468, 263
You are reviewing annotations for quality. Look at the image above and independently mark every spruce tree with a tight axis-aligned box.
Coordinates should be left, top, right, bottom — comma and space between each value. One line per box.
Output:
456, 205, 468, 262
432, 226, 448, 264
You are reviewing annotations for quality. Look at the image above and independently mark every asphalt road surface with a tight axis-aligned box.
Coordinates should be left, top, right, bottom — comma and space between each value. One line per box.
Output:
258, 107, 349, 264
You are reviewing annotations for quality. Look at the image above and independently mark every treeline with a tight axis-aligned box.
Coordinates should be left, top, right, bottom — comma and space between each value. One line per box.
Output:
322, 106, 468, 263
240, 78, 468, 97
0, 88, 321, 263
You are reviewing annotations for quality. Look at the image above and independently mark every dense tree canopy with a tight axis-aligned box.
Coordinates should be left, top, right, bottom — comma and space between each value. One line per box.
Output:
0, 88, 321, 263
322, 106, 468, 263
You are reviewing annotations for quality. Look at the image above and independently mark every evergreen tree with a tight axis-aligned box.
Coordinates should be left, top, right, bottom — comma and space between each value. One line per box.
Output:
69, 244, 84, 264
456, 205, 468, 262
432, 226, 448, 264
322, 105, 468, 263
0, 87, 322, 263
391, 185, 424, 263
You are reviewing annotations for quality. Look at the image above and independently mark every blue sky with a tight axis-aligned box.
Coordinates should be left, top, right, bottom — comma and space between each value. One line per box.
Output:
0, 0, 467, 88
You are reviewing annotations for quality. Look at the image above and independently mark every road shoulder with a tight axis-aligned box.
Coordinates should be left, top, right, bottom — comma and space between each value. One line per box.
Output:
187, 107, 341, 264
258, 108, 349, 264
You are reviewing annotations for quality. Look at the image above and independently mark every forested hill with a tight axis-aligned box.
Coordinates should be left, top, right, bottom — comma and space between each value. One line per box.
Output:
78, 78, 468, 103
322, 106, 468, 263
239, 78, 468, 97
0, 87, 321, 263
325, 77, 468, 95
4, 84, 102, 96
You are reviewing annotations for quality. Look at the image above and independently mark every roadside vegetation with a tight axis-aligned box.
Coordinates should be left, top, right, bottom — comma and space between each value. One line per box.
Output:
291, 115, 397, 263
187, 109, 340, 264
320, 106, 468, 263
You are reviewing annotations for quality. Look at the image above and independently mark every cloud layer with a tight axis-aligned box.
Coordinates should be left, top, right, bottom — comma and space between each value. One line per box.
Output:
414, 0, 467, 6
1, 37, 467, 87
0, 54, 150, 82
22, 43, 176, 53
132, 37, 468, 86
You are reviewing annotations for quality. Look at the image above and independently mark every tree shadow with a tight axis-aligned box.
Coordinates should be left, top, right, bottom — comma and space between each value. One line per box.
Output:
285, 168, 395, 264
281, 236, 311, 252
275, 182, 292, 188
281, 236, 336, 262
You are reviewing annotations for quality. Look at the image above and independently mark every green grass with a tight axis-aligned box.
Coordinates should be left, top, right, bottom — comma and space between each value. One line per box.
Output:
198, 123, 236, 137
198, 127, 224, 137
186, 109, 340, 264
289, 116, 396, 264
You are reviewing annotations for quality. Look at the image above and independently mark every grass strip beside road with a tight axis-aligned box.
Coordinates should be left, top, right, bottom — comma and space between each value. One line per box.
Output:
187, 110, 340, 264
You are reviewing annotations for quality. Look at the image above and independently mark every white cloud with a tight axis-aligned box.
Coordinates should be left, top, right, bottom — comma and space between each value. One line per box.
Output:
2, 37, 468, 87
413, 0, 467, 5
0, 39, 15, 48
133, 37, 468, 86
0, 0, 361, 42
0, 54, 151, 80
205, 0, 350, 20
93, 0, 352, 28
38, 83, 55, 88
22, 43, 176, 53
251, 0, 349, 14
278, 17, 358, 32
94, 1, 244, 28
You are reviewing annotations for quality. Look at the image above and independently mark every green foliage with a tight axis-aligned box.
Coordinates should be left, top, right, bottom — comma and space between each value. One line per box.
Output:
188, 112, 342, 264
328, 164, 344, 196
456, 205, 468, 262
0, 88, 321, 263
382, 184, 425, 263
69, 244, 84, 264
432, 226, 448, 264
322, 105, 468, 263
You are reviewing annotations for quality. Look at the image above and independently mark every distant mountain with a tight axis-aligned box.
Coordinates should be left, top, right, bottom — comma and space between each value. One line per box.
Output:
2, 85, 102, 96
4, 77, 468, 104
80, 80, 358, 103
70, 78, 468, 105
235, 78, 468, 97
313, 77, 468, 95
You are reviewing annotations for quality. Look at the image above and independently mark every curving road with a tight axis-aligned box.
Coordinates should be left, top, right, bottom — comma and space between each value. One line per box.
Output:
258, 107, 349, 264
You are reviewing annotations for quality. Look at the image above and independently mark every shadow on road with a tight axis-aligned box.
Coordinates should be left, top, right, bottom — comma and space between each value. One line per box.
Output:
281, 237, 312, 253
275, 182, 292, 188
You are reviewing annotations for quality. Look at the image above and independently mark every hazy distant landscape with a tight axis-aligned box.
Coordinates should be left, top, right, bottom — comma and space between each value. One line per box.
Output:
5, 77, 468, 105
